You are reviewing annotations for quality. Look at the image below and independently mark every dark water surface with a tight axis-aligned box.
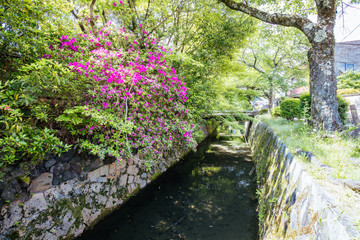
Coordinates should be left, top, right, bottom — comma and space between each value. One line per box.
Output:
78, 138, 258, 240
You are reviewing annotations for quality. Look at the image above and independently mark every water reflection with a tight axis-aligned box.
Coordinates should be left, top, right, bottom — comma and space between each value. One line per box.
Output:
78, 140, 258, 240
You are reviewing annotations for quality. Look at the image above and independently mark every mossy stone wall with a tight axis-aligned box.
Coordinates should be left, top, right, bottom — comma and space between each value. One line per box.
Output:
247, 121, 359, 240
0, 122, 218, 240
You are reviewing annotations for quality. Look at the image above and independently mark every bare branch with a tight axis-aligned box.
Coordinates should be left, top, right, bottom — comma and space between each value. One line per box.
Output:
102, 9, 108, 25
89, 0, 97, 34
241, 48, 265, 74
146, 0, 185, 37
70, 10, 87, 33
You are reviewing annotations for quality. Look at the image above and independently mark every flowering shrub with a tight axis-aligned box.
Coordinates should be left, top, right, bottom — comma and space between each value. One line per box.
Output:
52, 24, 197, 168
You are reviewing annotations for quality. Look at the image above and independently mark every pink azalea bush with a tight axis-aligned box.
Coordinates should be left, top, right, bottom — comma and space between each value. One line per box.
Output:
53, 24, 197, 168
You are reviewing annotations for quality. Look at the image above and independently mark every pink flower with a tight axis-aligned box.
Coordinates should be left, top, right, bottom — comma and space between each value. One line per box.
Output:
113, 2, 116, 7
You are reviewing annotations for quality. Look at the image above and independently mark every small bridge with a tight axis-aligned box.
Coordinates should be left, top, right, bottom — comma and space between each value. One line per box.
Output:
204, 110, 258, 119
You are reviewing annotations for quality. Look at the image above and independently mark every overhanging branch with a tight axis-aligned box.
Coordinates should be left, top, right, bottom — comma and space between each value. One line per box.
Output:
218, 0, 316, 39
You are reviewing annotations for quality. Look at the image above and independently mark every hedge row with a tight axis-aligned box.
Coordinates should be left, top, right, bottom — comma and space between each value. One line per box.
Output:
274, 93, 348, 123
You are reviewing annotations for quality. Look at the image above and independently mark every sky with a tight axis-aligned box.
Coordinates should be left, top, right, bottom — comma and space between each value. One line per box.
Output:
334, 1, 360, 42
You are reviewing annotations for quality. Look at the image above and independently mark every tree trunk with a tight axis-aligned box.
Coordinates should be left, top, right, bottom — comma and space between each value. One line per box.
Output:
268, 84, 273, 110
307, 2, 342, 131
308, 42, 341, 131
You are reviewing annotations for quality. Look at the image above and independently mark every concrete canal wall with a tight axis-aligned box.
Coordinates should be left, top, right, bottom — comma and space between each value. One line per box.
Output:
247, 121, 359, 240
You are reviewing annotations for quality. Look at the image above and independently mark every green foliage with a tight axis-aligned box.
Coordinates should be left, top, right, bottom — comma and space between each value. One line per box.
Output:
299, 93, 311, 119
337, 71, 360, 89
258, 108, 269, 115
280, 98, 301, 120
0, 0, 76, 80
270, 106, 281, 117
337, 96, 349, 124
239, 24, 309, 105
0, 0, 256, 176
0, 79, 70, 170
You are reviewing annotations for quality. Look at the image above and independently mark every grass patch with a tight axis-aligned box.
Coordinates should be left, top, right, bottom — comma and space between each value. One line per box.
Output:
258, 114, 360, 181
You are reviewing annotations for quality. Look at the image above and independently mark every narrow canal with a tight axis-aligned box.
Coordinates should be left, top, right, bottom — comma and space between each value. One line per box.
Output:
78, 136, 258, 240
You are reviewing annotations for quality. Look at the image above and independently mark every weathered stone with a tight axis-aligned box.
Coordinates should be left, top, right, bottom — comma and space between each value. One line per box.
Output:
141, 173, 147, 179
43, 186, 62, 203
44, 159, 57, 169
106, 197, 121, 209
70, 163, 82, 177
134, 175, 141, 184
89, 183, 103, 194
59, 148, 76, 162
23, 193, 48, 217
109, 160, 126, 175
59, 182, 73, 195
127, 183, 137, 194
28, 173, 53, 193
62, 169, 76, 182
35, 215, 54, 230
1, 179, 21, 202
119, 174, 128, 187
128, 175, 134, 184
140, 179, 147, 189
82, 208, 92, 226
30, 162, 47, 178
69, 224, 86, 237
41, 232, 57, 240
52, 175, 61, 186
50, 163, 64, 176
2, 201, 23, 229
94, 194, 107, 206
51, 211, 75, 237
127, 165, 139, 175
87, 165, 109, 182
84, 158, 103, 172
11, 166, 26, 178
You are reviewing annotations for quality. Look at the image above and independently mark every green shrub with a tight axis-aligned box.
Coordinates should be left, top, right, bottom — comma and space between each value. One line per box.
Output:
337, 71, 360, 89
299, 93, 349, 124
0, 79, 70, 172
270, 106, 281, 117
338, 96, 349, 124
258, 108, 269, 115
280, 98, 301, 120
299, 93, 311, 119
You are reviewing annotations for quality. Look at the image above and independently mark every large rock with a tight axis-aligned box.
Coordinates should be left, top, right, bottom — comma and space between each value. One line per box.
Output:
2, 202, 23, 229
1, 179, 21, 202
44, 159, 57, 169
127, 165, 139, 175
28, 173, 53, 193
87, 165, 109, 182
119, 174, 128, 187
23, 193, 48, 217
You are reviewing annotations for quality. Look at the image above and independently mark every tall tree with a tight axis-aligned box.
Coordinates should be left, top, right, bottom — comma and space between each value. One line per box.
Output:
241, 25, 309, 109
218, 0, 359, 131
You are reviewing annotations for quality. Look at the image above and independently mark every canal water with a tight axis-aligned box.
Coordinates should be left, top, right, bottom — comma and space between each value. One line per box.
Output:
78, 137, 258, 240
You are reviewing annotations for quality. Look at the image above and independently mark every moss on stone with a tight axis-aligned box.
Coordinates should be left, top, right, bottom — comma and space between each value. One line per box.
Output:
150, 171, 161, 181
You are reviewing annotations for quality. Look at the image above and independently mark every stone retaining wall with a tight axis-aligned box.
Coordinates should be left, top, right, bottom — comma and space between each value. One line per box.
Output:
0, 123, 217, 240
247, 121, 359, 240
